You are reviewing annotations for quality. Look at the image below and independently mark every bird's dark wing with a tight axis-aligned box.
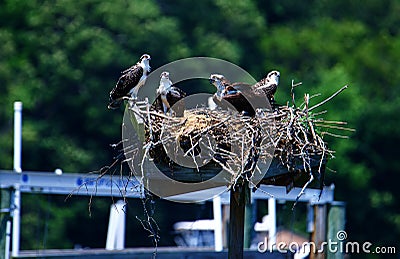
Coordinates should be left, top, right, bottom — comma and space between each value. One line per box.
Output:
213, 80, 272, 116
152, 96, 164, 113
169, 86, 186, 100
212, 85, 256, 116
107, 99, 123, 109
253, 77, 277, 101
167, 86, 186, 117
109, 64, 143, 101
262, 84, 278, 99
212, 95, 238, 113
252, 77, 267, 88
224, 91, 255, 116
152, 86, 186, 116
230, 83, 270, 112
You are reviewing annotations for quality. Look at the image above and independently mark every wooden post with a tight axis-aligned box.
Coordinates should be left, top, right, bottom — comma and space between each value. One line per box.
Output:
310, 204, 327, 259
244, 196, 254, 249
327, 202, 346, 259
228, 182, 249, 259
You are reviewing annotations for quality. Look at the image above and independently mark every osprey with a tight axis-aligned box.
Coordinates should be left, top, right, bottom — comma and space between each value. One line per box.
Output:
154, 71, 186, 116
209, 74, 266, 116
253, 70, 280, 104
209, 74, 231, 100
107, 54, 151, 109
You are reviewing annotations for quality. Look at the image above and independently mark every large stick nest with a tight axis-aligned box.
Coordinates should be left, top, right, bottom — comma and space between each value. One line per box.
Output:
130, 85, 350, 191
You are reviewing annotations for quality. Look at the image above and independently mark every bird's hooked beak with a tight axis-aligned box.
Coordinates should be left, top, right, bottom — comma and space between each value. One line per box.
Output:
274, 73, 280, 85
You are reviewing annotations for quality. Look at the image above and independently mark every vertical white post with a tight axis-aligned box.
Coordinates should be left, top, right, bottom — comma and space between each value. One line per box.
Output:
115, 202, 125, 250
106, 201, 126, 250
12, 102, 22, 258
5, 220, 11, 259
268, 198, 276, 250
13, 101, 22, 173
11, 185, 20, 257
213, 195, 223, 252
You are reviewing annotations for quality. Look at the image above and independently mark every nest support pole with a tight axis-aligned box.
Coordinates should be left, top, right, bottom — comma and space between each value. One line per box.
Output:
228, 180, 250, 259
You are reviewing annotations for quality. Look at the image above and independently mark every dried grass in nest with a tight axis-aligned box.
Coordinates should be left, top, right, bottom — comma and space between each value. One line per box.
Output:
130, 84, 351, 197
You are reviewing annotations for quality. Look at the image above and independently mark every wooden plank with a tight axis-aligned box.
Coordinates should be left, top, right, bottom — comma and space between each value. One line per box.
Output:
310, 204, 327, 259
153, 156, 325, 185
327, 202, 346, 259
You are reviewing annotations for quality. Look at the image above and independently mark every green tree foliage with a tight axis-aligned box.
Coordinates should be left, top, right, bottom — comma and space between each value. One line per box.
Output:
0, 0, 399, 252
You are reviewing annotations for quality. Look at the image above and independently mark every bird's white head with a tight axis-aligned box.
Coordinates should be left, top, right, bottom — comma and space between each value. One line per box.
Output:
140, 54, 151, 72
267, 70, 280, 85
158, 71, 172, 94
160, 71, 170, 80
209, 74, 227, 94
209, 74, 226, 83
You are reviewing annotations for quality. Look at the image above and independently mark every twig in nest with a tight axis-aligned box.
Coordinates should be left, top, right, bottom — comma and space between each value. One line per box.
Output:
321, 131, 350, 139
315, 124, 355, 132
291, 80, 302, 107
308, 85, 348, 111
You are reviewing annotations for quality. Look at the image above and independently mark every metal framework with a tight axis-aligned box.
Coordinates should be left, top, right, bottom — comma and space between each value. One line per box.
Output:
0, 169, 335, 257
